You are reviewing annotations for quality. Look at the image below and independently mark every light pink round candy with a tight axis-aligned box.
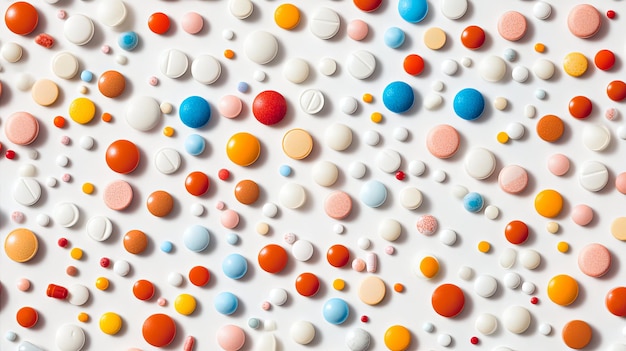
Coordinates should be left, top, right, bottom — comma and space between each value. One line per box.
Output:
571, 204, 593, 226
216, 324, 245, 351
426, 124, 460, 159
547, 153, 570, 176
616, 172, 626, 194
352, 258, 366, 271
220, 209, 240, 229
578, 243, 611, 277
17, 278, 30, 291
347, 19, 369, 41
498, 165, 528, 194
218, 95, 243, 118
324, 191, 352, 220
567, 4, 601, 39
5, 112, 39, 145
182, 12, 204, 34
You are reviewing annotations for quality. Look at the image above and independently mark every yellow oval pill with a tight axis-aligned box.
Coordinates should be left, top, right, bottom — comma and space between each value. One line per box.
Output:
534, 189, 563, 218
419, 256, 439, 278
70, 247, 83, 260
384, 325, 411, 351
547, 274, 578, 306
174, 293, 197, 315
69, 97, 96, 124
274, 3, 300, 30
99, 312, 122, 335
563, 52, 588, 77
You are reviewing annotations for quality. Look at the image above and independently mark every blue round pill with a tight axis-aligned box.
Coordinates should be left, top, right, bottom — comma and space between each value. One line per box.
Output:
214, 291, 238, 315
222, 253, 248, 279
160, 240, 173, 253
322, 298, 349, 325
360, 180, 387, 208
279, 165, 292, 177
463, 192, 484, 213
118, 31, 139, 51
535, 89, 547, 100
503, 48, 517, 62
398, 0, 428, 23
184, 134, 206, 156
5, 331, 17, 342
382, 81, 415, 114
226, 233, 239, 245
453, 88, 485, 120
237, 82, 249, 93
183, 225, 210, 252
80, 70, 93, 82
248, 318, 260, 329
180, 96, 211, 128
384, 27, 405, 49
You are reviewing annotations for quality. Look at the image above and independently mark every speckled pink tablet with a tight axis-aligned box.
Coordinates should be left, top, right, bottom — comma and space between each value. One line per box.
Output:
103, 180, 134, 210
498, 165, 528, 194
578, 243, 611, 277
497, 11, 527, 41
571, 204, 593, 226
324, 190, 352, 220
547, 153, 570, 176
5, 112, 39, 145
426, 124, 460, 159
567, 4, 601, 39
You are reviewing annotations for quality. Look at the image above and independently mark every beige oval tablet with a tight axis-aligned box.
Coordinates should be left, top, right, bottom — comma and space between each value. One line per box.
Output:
358, 276, 386, 305
282, 128, 313, 160
31, 79, 59, 106
611, 217, 626, 241
424, 27, 446, 50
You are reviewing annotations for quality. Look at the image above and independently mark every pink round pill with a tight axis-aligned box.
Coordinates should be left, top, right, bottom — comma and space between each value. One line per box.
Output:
426, 124, 460, 159
571, 204, 594, 226
497, 11, 527, 41
5, 112, 40, 146
352, 258, 366, 272
385, 246, 395, 255
61, 174, 71, 182
498, 165, 529, 194
548, 153, 570, 176
220, 209, 240, 229
324, 191, 352, 220
416, 214, 438, 235
578, 243, 611, 277
568, 4, 602, 38
182, 12, 204, 34
347, 19, 369, 41
157, 297, 167, 306
616, 172, 626, 194
261, 301, 271, 310
103, 180, 134, 210
12, 211, 25, 223
17, 278, 30, 291
216, 325, 245, 351
215, 201, 225, 210
284, 232, 296, 245
218, 95, 243, 118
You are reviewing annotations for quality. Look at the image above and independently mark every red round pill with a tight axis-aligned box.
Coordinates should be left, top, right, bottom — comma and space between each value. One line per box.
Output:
105, 140, 140, 174
504, 220, 529, 245
295, 272, 320, 297
185, 171, 209, 196
258, 244, 288, 273
568, 96, 592, 119
326, 244, 350, 268
16, 306, 38, 328
5, 2, 38, 35
353, 0, 382, 12
594, 49, 615, 70
133, 279, 155, 300
142, 313, 176, 347
403, 54, 425, 76
606, 287, 626, 316
461, 26, 485, 50
148, 12, 170, 34
432, 283, 465, 317
607, 80, 626, 101
189, 266, 210, 286
252, 90, 287, 126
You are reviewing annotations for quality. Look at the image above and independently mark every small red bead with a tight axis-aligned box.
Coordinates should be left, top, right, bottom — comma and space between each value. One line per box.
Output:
100, 257, 110, 268
218, 168, 230, 181
360, 315, 369, 323
58, 238, 68, 247
607, 10, 616, 19
470, 336, 479, 345
395, 171, 406, 180
6, 150, 16, 159
530, 296, 539, 304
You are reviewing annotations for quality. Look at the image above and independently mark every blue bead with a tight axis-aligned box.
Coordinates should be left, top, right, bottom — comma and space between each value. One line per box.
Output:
382, 81, 414, 113
226, 233, 239, 245
214, 291, 238, 315
118, 31, 139, 51
180, 96, 211, 128
279, 165, 292, 177
503, 48, 517, 62
322, 298, 349, 325
398, 0, 428, 23
5, 331, 17, 341
453, 88, 485, 120
222, 253, 248, 279
248, 318, 260, 329
160, 241, 173, 253
535, 89, 547, 100
463, 192, 484, 213
80, 70, 93, 82
384, 27, 405, 49
237, 82, 249, 93
360, 180, 387, 208
184, 134, 206, 156
183, 225, 210, 252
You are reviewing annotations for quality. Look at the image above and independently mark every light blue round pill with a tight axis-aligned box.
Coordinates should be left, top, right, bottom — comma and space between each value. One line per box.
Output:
118, 31, 139, 51
382, 81, 414, 113
503, 48, 517, 62
322, 298, 349, 325
214, 291, 238, 315
222, 253, 248, 279
535, 89, 547, 100
184, 134, 206, 156
180, 96, 211, 128
226, 233, 239, 245
453, 88, 485, 120
248, 318, 260, 329
237, 82, 249, 93
160, 241, 173, 253
183, 225, 210, 252
463, 192, 484, 213
5, 330, 17, 341
360, 180, 387, 208
398, 0, 428, 23
384, 27, 405, 49
80, 70, 93, 82
279, 165, 292, 177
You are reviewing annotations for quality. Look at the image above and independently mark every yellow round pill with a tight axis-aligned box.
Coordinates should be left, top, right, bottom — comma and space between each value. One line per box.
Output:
547, 274, 578, 306
226, 132, 261, 166
419, 256, 439, 278
77, 312, 89, 322
534, 43, 545, 53
82, 182, 94, 194
95, 277, 110, 291
163, 126, 174, 137
274, 3, 300, 30
478, 241, 491, 253
362, 93, 373, 103
332, 279, 345, 291
534, 189, 563, 218
99, 312, 122, 335
557, 241, 569, 253
563, 52, 588, 77
69, 97, 96, 124
497, 132, 509, 144
70, 247, 83, 260
371, 112, 383, 123
174, 293, 197, 315
384, 325, 411, 351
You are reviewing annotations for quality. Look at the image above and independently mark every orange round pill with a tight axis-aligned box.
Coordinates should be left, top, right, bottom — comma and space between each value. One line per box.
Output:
432, 283, 465, 317
326, 244, 350, 268
234, 179, 260, 205
461, 25, 485, 50
536, 115, 564, 142
534, 189, 563, 218
403, 54, 424, 76
5, 2, 38, 35
16, 306, 38, 328
295, 272, 320, 297
607, 80, 626, 101
53, 116, 66, 128
562, 320, 592, 349
133, 279, 155, 300
226, 132, 261, 166
353, 0, 382, 12
189, 266, 210, 287
146, 190, 174, 217
504, 220, 529, 245
105, 139, 140, 174
568, 96, 592, 119
123, 230, 148, 254
606, 287, 626, 316
4, 228, 38, 263
148, 12, 170, 34
185, 171, 209, 196
98, 71, 126, 98
594, 49, 615, 70
142, 313, 176, 347
258, 244, 288, 273
547, 274, 578, 306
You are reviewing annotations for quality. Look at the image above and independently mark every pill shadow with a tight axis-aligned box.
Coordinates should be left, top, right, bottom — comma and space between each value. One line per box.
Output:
83, 21, 106, 52
588, 16, 609, 42
0, 80, 13, 106
0, 282, 8, 311
568, 282, 587, 308
600, 248, 620, 280
585, 324, 603, 349
31, 312, 46, 330
453, 290, 474, 321
25, 235, 47, 266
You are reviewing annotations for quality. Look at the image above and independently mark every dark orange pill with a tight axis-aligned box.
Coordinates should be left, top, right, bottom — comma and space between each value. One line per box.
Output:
258, 244, 288, 273
146, 190, 174, 217
142, 313, 176, 347
148, 12, 170, 34
536, 115, 564, 142
432, 284, 465, 317
504, 220, 529, 245
606, 287, 626, 316
234, 179, 260, 205
403, 54, 425, 76
133, 279, 155, 300
568, 96, 592, 119
461, 26, 485, 50
185, 171, 209, 196
607, 80, 626, 101
53, 116, 66, 128
16, 306, 38, 328
5, 2, 38, 35
594, 49, 615, 71
105, 139, 140, 174
326, 244, 350, 268
353, 0, 382, 12
98, 71, 126, 98
124, 230, 148, 254
295, 272, 320, 297
189, 266, 210, 287
562, 320, 592, 349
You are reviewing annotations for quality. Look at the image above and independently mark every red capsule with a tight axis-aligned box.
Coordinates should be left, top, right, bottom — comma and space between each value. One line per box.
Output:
46, 284, 68, 299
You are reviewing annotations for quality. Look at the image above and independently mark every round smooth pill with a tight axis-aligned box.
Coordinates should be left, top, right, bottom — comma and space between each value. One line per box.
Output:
458, 266, 473, 281
454, 88, 484, 120
547, 274, 578, 306
606, 287, 626, 316
384, 27, 405, 48
181, 12, 203, 34
475, 313, 498, 335
533, 59, 555, 80
341, 96, 359, 114
126, 96, 161, 131
520, 249, 541, 269
498, 165, 528, 194
358, 276, 386, 305
461, 25, 485, 49
463, 192, 484, 212
118, 31, 138, 51
216, 325, 245, 351
55, 324, 85, 351
440, 229, 457, 246
376, 149, 401, 173
595, 49, 615, 70
399, 187, 423, 210
214, 292, 238, 315
183, 225, 210, 252
503, 272, 521, 288
1, 42, 23, 62
534, 1, 552, 19
318, 57, 337, 76
99, 312, 122, 335
244, 31, 278, 64
346, 50, 376, 80
346, 328, 371, 351
474, 275, 498, 298
512, 66, 529, 82
4, 228, 38, 262
31, 79, 59, 106
222, 253, 248, 279
283, 58, 310, 84
291, 321, 315, 344
325, 123, 353, 151
106, 140, 140, 174
441, 59, 458, 75
350, 162, 367, 179
502, 306, 531, 334
295, 273, 320, 297
279, 183, 306, 209
424, 27, 446, 50
568, 4, 601, 38
464, 147, 496, 179
142, 314, 176, 347
441, 0, 467, 19
571, 204, 594, 226
562, 320, 592, 349
578, 243, 611, 277
312, 161, 339, 187
479, 56, 507, 82
579, 160, 609, 192
123, 230, 148, 254
384, 325, 411, 351
191, 55, 221, 84
398, 0, 428, 23
113, 260, 130, 276
360, 180, 387, 207
310, 7, 340, 39
432, 284, 464, 317
53, 202, 80, 228
323, 298, 349, 324
379, 218, 402, 241
86, 216, 113, 241
582, 124, 610, 151
64, 15, 94, 45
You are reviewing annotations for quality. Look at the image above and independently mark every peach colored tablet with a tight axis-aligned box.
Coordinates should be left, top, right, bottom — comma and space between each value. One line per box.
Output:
498, 11, 527, 41
103, 180, 134, 210
5, 112, 39, 145
567, 4, 601, 39
426, 124, 460, 159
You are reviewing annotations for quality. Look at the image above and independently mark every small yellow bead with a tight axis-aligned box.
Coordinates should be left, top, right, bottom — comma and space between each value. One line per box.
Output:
224, 49, 235, 59
333, 279, 345, 291
82, 182, 94, 194
78, 312, 89, 323
163, 126, 174, 137
497, 132, 509, 144
478, 241, 491, 253
557, 241, 569, 253
95, 277, 110, 291
419, 256, 439, 278
371, 112, 383, 123
362, 93, 373, 103
70, 247, 83, 260
174, 294, 197, 315
546, 221, 560, 234
99, 312, 122, 335
534, 43, 546, 53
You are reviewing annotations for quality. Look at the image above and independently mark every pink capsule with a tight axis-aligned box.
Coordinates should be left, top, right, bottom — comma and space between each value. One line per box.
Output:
366, 252, 377, 273
183, 336, 195, 351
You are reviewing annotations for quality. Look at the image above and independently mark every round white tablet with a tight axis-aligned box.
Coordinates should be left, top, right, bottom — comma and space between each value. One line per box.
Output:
349, 161, 367, 179
79, 136, 94, 150
499, 248, 517, 269
13, 178, 42, 206
229, 0, 253, 19
67, 284, 90, 306
437, 334, 452, 347
345, 328, 370, 351
376, 149, 401, 173
579, 160, 609, 191
503, 272, 521, 289
441, 0, 468, 19
533, 59, 555, 80
474, 275, 498, 298
310, 7, 340, 39
291, 321, 315, 344
539, 323, 552, 336
318, 57, 337, 76
519, 249, 541, 269
56, 155, 69, 167
64, 15, 95, 45
502, 305, 531, 334
364, 130, 380, 146
262, 203, 278, 218
440, 229, 457, 246
433, 169, 447, 182
190, 203, 204, 216
37, 214, 50, 227
533, 1, 552, 20
283, 58, 310, 84
451, 184, 469, 199
479, 55, 506, 82
408, 160, 426, 176
458, 266, 474, 281
521, 281, 536, 295
1, 42, 22, 63
424, 93, 443, 110
312, 161, 339, 186
52, 52, 80, 79
244, 31, 278, 64
394, 127, 409, 141
582, 123, 611, 151
506, 122, 525, 140
279, 183, 306, 209
357, 237, 371, 250
484, 205, 500, 219
325, 123, 353, 151
168, 272, 184, 286
268, 288, 288, 306
300, 89, 325, 114
292, 240, 314, 261
191, 55, 221, 84
159, 49, 189, 78
441, 59, 458, 75
154, 148, 181, 174
86, 216, 113, 241
475, 313, 498, 335
53, 202, 80, 228
346, 50, 376, 79
114, 260, 131, 276
525, 104, 536, 118
512, 66, 529, 82
340, 96, 359, 114
399, 187, 423, 210
55, 324, 85, 351
378, 218, 401, 241
126, 96, 161, 131
98, 0, 127, 27
465, 147, 496, 179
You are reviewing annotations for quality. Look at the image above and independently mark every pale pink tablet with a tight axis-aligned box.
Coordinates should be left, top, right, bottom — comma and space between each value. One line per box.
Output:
324, 190, 352, 220
616, 172, 626, 194
578, 243, 611, 277
498, 165, 528, 194
571, 204, 594, 226
5, 112, 39, 145
497, 11, 527, 41
103, 180, 134, 210
567, 4, 601, 39
347, 19, 369, 41
547, 153, 570, 176
426, 124, 460, 159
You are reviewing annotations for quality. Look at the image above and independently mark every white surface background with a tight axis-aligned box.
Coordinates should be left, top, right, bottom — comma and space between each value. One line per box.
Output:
1, 0, 626, 350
